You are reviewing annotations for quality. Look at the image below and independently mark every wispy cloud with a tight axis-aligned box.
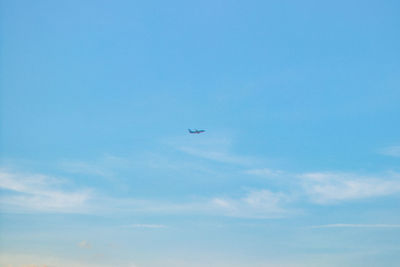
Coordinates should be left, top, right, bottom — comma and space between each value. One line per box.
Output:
0, 170, 92, 213
104, 189, 293, 219
167, 134, 259, 165
244, 169, 400, 204
0, 167, 291, 218
78, 240, 92, 249
379, 145, 400, 157
310, 224, 400, 228
211, 189, 292, 218
300, 172, 400, 204
5, 159, 400, 217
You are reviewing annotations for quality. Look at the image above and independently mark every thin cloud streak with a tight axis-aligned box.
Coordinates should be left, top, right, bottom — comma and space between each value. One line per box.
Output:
211, 189, 293, 218
97, 189, 292, 219
311, 224, 400, 228
379, 145, 400, 157
300, 172, 400, 204
168, 134, 259, 165
0, 168, 291, 218
0, 170, 92, 213
3, 165, 400, 217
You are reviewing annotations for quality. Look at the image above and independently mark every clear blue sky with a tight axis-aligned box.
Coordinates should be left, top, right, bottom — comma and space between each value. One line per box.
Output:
1, 0, 400, 266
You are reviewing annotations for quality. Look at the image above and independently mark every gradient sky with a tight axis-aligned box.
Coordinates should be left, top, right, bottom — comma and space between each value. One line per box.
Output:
1, 0, 400, 266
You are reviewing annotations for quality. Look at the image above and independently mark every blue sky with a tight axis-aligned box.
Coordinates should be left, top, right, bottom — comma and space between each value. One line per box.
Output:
1, 0, 400, 266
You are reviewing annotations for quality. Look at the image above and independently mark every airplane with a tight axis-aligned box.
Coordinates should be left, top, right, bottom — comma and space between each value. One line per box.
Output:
188, 129, 206, 134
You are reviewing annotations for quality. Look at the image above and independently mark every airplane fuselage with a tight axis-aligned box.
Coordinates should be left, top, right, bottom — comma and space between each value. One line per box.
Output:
188, 129, 205, 134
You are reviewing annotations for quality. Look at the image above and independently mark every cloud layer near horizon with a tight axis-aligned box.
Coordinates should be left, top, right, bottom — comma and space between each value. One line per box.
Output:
2, 164, 400, 217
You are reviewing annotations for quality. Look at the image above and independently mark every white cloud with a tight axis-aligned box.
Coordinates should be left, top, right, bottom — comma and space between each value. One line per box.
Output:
310, 224, 400, 228
210, 189, 292, 218
6, 163, 400, 217
300, 172, 400, 204
97, 189, 292, 219
0, 168, 291, 218
379, 145, 400, 157
0, 170, 91, 213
